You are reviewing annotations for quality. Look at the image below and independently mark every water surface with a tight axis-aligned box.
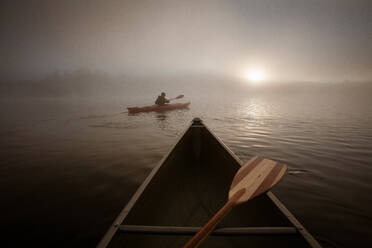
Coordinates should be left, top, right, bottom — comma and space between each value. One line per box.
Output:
1, 83, 372, 247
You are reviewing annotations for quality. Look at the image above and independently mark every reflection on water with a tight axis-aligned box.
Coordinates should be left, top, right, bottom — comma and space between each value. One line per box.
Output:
156, 113, 167, 121
156, 112, 168, 130
1, 85, 372, 247
240, 97, 279, 119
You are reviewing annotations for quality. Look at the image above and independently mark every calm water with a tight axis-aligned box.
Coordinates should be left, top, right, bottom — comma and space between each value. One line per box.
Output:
1, 83, 372, 247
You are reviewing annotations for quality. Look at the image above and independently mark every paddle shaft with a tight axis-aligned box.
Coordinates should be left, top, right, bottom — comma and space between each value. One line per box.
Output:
183, 189, 245, 248
183, 157, 287, 248
168, 95, 184, 101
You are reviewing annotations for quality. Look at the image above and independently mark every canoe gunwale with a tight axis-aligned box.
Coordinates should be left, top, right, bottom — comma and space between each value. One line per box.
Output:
204, 122, 321, 248
202, 122, 321, 248
96, 118, 322, 248
96, 120, 193, 248
267, 192, 322, 247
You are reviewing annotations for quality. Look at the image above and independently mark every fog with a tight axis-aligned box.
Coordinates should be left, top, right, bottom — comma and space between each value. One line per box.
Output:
2, 2, 372, 247
1, 71, 371, 104
1, 0, 372, 83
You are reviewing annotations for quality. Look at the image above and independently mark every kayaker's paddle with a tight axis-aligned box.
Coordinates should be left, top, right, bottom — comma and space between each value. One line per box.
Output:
183, 156, 287, 248
168, 94, 184, 101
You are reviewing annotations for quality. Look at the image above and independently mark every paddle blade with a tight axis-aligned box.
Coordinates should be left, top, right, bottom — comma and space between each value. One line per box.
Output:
229, 157, 287, 205
175, 94, 184, 99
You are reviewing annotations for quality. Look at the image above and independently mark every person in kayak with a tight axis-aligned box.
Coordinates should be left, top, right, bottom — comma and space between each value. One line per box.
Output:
155, 92, 170, 106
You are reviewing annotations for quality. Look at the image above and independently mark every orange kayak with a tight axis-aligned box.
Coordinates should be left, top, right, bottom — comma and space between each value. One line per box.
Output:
127, 102, 190, 114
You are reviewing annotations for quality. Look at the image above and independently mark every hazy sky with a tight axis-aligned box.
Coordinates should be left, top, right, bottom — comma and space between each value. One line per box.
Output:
1, 0, 371, 81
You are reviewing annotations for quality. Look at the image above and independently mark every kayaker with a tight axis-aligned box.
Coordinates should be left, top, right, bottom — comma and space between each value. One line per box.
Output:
155, 92, 170, 106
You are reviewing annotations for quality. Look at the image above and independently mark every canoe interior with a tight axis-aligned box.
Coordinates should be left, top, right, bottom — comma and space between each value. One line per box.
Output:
106, 121, 314, 247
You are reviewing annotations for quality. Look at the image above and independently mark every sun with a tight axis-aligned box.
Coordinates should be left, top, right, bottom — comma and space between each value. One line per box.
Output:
243, 68, 266, 84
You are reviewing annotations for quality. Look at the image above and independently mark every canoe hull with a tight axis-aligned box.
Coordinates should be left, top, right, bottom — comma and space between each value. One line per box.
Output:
127, 102, 190, 114
98, 118, 321, 248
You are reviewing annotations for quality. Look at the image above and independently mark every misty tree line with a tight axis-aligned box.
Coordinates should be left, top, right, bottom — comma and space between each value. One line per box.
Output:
0, 70, 134, 97
1, 70, 371, 98
0, 70, 239, 98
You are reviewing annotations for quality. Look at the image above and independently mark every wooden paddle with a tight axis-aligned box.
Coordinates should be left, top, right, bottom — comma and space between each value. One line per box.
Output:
168, 94, 184, 101
183, 156, 287, 248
